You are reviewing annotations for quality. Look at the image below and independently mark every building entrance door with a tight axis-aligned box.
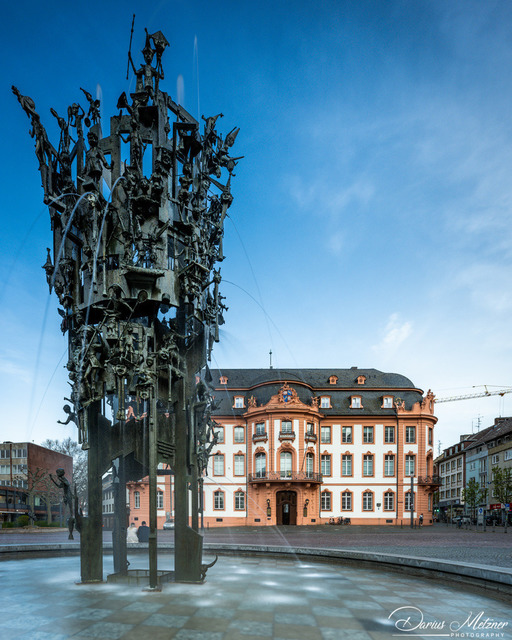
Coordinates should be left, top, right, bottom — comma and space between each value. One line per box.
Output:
276, 490, 297, 525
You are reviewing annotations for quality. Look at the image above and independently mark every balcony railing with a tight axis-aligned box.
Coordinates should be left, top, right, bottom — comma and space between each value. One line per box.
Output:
248, 471, 323, 484
279, 431, 295, 440
305, 433, 317, 442
417, 475, 442, 486
252, 433, 268, 442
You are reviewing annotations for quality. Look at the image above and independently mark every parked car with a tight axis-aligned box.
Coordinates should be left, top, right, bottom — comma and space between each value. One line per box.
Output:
162, 519, 174, 530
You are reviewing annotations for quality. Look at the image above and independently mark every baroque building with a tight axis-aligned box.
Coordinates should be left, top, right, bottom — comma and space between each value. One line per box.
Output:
204, 368, 439, 526
124, 368, 439, 527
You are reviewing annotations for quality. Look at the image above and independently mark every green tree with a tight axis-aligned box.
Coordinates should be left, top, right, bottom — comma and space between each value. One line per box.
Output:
40, 438, 88, 509
462, 477, 483, 522
491, 466, 512, 508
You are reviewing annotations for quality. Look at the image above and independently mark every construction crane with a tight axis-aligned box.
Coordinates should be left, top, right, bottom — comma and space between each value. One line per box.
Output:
435, 385, 512, 403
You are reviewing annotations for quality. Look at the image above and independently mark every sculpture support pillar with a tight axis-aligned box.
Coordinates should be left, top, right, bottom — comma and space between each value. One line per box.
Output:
80, 401, 103, 582
148, 390, 158, 589
112, 455, 127, 575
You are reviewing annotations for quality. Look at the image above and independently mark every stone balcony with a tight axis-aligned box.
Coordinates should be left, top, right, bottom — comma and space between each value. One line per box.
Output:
248, 471, 323, 484
417, 475, 442, 487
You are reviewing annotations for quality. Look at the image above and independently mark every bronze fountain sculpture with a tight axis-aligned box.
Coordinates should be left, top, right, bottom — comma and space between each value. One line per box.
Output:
14, 25, 240, 588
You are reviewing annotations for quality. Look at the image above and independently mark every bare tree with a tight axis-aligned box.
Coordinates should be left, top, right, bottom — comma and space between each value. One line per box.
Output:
40, 438, 88, 509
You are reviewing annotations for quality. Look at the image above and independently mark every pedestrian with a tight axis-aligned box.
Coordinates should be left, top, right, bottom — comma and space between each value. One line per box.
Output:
137, 520, 150, 542
419, 513, 423, 527
127, 522, 138, 543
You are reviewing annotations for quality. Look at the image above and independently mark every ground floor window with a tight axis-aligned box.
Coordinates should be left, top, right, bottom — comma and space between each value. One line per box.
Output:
214, 490, 224, 510
384, 491, 394, 511
234, 490, 245, 510
362, 491, 373, 511
157, 490, 164, 509
321, 490, 331, 511
404, 491, 414, 511
342, 491, 352, 511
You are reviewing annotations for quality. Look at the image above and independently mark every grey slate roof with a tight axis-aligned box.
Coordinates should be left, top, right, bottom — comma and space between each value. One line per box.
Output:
465, 418, 512, 451
210, 368, 424, 418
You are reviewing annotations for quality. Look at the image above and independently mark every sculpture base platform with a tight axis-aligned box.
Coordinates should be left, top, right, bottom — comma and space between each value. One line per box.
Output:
107, 569, 174, 586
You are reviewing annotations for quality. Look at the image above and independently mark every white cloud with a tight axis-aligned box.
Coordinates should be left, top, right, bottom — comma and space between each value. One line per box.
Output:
288, 175, 375, 220
373, 313, 413, 353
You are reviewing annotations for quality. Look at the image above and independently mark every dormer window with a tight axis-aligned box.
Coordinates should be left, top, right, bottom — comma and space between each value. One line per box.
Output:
357, 375, 366, 385
351, 396, 362, 409
382, 396, 393, 408
320, 396, 331, 409
329, 375, 338, 385
219, 376, 228, 385
234, 396, 245, 409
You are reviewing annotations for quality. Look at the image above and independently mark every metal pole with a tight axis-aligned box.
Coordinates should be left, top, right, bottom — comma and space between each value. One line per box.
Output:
410, 475, 414, 529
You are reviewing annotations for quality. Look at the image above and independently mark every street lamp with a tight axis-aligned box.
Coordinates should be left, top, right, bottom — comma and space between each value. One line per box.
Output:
410, 475, 414, 529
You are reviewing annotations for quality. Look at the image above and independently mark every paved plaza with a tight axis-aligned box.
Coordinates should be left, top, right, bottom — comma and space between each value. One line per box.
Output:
1, 524, 512, 639
2, 552, 512, 640
2, 522, 511, 568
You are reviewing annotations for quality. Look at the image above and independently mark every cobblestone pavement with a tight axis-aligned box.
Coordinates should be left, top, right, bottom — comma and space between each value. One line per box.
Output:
2, 523, 511, 568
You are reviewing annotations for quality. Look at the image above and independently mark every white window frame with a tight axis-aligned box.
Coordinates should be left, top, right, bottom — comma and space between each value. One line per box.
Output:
342, 454, 352, 476
321, 454, 331, 476
362, 491, 373, 511
363, 454, 373, 476
234, 491, 245, 511
342, 491, 352, 511
213, 454, 225, 476
321, 426, 331, 443
234, 454, 245, 476
214, 491, 224, 510
384, 491, 394, 510
321, 491, 331, 511
385, 426, 395, 443
384, 454, 395, 477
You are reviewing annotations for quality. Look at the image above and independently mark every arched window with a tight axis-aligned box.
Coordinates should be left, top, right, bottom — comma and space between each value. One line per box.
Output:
405, 491, 415, 511
213, 454, 224, 476
234, 491, 245, 510
255, 452, 266, 478
214, 490, 224, 510
280, 451, 292, 478
305, 452, 314, 478
321, 490, 331, 511
362, 491, 373, 511
384, 491, 394, 511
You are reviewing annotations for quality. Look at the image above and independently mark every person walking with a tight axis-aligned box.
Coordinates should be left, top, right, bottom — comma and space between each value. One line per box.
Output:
127, 523, 138, 543
419, 513, 423, 527
137, 520, 150, 542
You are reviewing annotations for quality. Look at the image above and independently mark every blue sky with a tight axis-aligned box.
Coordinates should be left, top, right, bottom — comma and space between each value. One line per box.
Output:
1, 0, 512, 450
